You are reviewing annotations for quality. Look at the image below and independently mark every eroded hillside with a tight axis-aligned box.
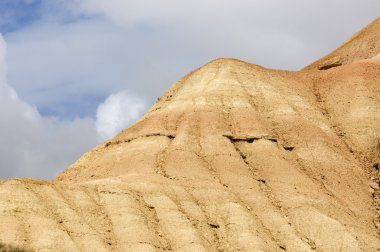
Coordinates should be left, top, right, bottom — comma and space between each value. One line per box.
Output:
0, 18, 379, 252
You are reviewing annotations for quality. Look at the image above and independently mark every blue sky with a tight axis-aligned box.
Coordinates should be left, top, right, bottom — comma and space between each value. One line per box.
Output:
0, 0, 379, 179
0, 0, 44, 33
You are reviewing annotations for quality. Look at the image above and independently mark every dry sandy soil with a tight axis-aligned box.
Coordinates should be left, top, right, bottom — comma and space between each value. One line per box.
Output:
0, 18, 379, 252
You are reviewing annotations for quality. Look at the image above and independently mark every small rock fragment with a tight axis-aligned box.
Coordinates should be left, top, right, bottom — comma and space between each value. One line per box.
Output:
318, 56, 342, 70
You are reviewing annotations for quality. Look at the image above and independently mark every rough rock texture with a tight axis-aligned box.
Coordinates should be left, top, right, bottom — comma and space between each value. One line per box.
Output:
1, 20, 380, 252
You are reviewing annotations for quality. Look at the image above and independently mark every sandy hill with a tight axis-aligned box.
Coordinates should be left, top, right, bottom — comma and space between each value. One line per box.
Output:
0, 18, 379, 252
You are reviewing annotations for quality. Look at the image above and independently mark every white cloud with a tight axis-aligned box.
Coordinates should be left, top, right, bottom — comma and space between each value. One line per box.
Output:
0, 34, 98, 179
96, 90, 146, 140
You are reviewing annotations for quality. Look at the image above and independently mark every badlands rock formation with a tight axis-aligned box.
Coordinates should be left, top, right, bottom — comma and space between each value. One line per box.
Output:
1, 18, 380, 252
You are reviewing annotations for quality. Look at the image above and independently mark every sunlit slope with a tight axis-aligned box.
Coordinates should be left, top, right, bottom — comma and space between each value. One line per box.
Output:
0, 18, 380, 252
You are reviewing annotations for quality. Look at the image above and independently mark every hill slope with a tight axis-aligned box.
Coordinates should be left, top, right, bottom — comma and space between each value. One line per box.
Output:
304, 17, 380, 70
0, 20, 379, 252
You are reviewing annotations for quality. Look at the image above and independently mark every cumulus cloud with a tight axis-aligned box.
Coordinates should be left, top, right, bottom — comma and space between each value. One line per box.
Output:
0, 34, 98, 179
96, 90, 146, 140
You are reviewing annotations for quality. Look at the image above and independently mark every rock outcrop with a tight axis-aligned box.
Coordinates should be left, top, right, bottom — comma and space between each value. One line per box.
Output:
0, 19, 379, 252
